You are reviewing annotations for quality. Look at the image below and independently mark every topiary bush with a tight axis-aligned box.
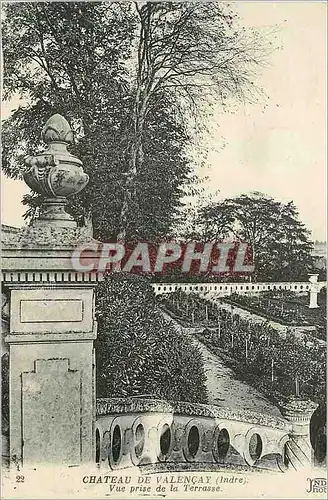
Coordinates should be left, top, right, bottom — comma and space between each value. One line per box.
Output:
95, 273, 208, 404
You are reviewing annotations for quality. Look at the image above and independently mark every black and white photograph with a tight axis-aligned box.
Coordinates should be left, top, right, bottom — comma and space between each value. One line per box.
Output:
1, 1, 327, 498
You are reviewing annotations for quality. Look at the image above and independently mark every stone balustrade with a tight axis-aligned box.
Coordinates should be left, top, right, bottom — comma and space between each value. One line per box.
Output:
95, 398, 292, 472
152, 281, 326, 297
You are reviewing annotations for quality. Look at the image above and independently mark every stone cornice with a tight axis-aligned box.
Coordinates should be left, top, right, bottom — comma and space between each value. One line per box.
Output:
96, 397, 292, 432
2, 225, 96, 249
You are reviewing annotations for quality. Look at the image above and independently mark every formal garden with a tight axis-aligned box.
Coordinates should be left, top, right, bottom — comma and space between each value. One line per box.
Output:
158, 290, 326, 413
222, 288, 326, 340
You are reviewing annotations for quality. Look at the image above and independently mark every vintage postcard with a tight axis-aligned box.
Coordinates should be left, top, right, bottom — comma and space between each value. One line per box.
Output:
1, 0, 327, 499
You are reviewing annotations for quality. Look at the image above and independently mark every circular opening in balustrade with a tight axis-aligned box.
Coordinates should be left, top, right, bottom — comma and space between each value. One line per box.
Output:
217, 429, 230, 461
187, 425, 200, 458
160, 424, 171, 457
249, 433, 262, 461
112, 425, 122, 464
95, 429, 100, 464
134, 423, 145, 459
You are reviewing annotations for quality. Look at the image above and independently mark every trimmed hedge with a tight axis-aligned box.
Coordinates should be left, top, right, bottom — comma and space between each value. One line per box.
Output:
95, 273, 208, 403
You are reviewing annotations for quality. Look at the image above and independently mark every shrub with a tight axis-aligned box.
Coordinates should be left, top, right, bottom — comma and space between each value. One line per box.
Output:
95, 273, 208, 403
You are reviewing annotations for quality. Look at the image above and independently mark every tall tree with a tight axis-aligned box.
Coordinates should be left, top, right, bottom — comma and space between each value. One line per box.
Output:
2, 2, 272, 241
198, 192, 315, 280
117, 0, 273, 240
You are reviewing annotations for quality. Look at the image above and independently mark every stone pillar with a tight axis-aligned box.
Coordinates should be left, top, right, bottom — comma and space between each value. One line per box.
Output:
6, 283, 97, 468
1, 292, 10, 465
308, 274, 319, 309
2, 114, 99, 469
281, 398, 318, 469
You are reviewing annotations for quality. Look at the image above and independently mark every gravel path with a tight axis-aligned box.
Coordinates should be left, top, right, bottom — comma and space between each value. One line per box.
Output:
193, 336, 282, 417
163, 311, 282, 418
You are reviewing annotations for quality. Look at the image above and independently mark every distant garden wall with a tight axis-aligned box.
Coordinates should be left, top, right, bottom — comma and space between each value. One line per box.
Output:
152, 280, 325, 296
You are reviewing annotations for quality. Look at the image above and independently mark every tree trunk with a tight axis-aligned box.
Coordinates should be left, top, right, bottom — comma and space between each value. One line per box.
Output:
117, 100, 143, 242
116, 4, 151, 243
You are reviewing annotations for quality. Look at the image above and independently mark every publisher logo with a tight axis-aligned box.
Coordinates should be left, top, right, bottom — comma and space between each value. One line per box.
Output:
307, 478, 327, 494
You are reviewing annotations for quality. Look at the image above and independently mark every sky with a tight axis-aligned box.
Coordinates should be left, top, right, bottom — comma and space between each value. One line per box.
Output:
1, 1, 327, 241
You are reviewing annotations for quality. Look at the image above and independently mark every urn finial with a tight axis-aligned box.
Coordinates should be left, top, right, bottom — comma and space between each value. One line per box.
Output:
23, 114, 89, 228
42, 113, 74, 144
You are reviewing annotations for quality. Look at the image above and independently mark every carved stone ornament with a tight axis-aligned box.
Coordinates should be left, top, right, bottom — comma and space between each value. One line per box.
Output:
280, 397, 318, 421
23, 114, 89, 228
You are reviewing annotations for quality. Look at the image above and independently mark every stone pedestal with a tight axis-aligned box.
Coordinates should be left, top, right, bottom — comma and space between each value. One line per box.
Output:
2, 228, 100, 470
5, 281, 97, 467
2, 114, 99, 469
308, 274, 319, 309
281, 398, 318, 469
35, 197, 77, 228
309, 291, 318, 309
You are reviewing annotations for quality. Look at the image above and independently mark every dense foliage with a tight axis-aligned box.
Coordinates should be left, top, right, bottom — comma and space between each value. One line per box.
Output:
2, 2, 272, 241
1, 2, 192, 240
95, 274, 208, 403
197, 192, 315, 281
1, 354, 9, 436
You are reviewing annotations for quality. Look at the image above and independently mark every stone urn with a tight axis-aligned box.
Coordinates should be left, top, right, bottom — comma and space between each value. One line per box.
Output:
24, 114, 89, 227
